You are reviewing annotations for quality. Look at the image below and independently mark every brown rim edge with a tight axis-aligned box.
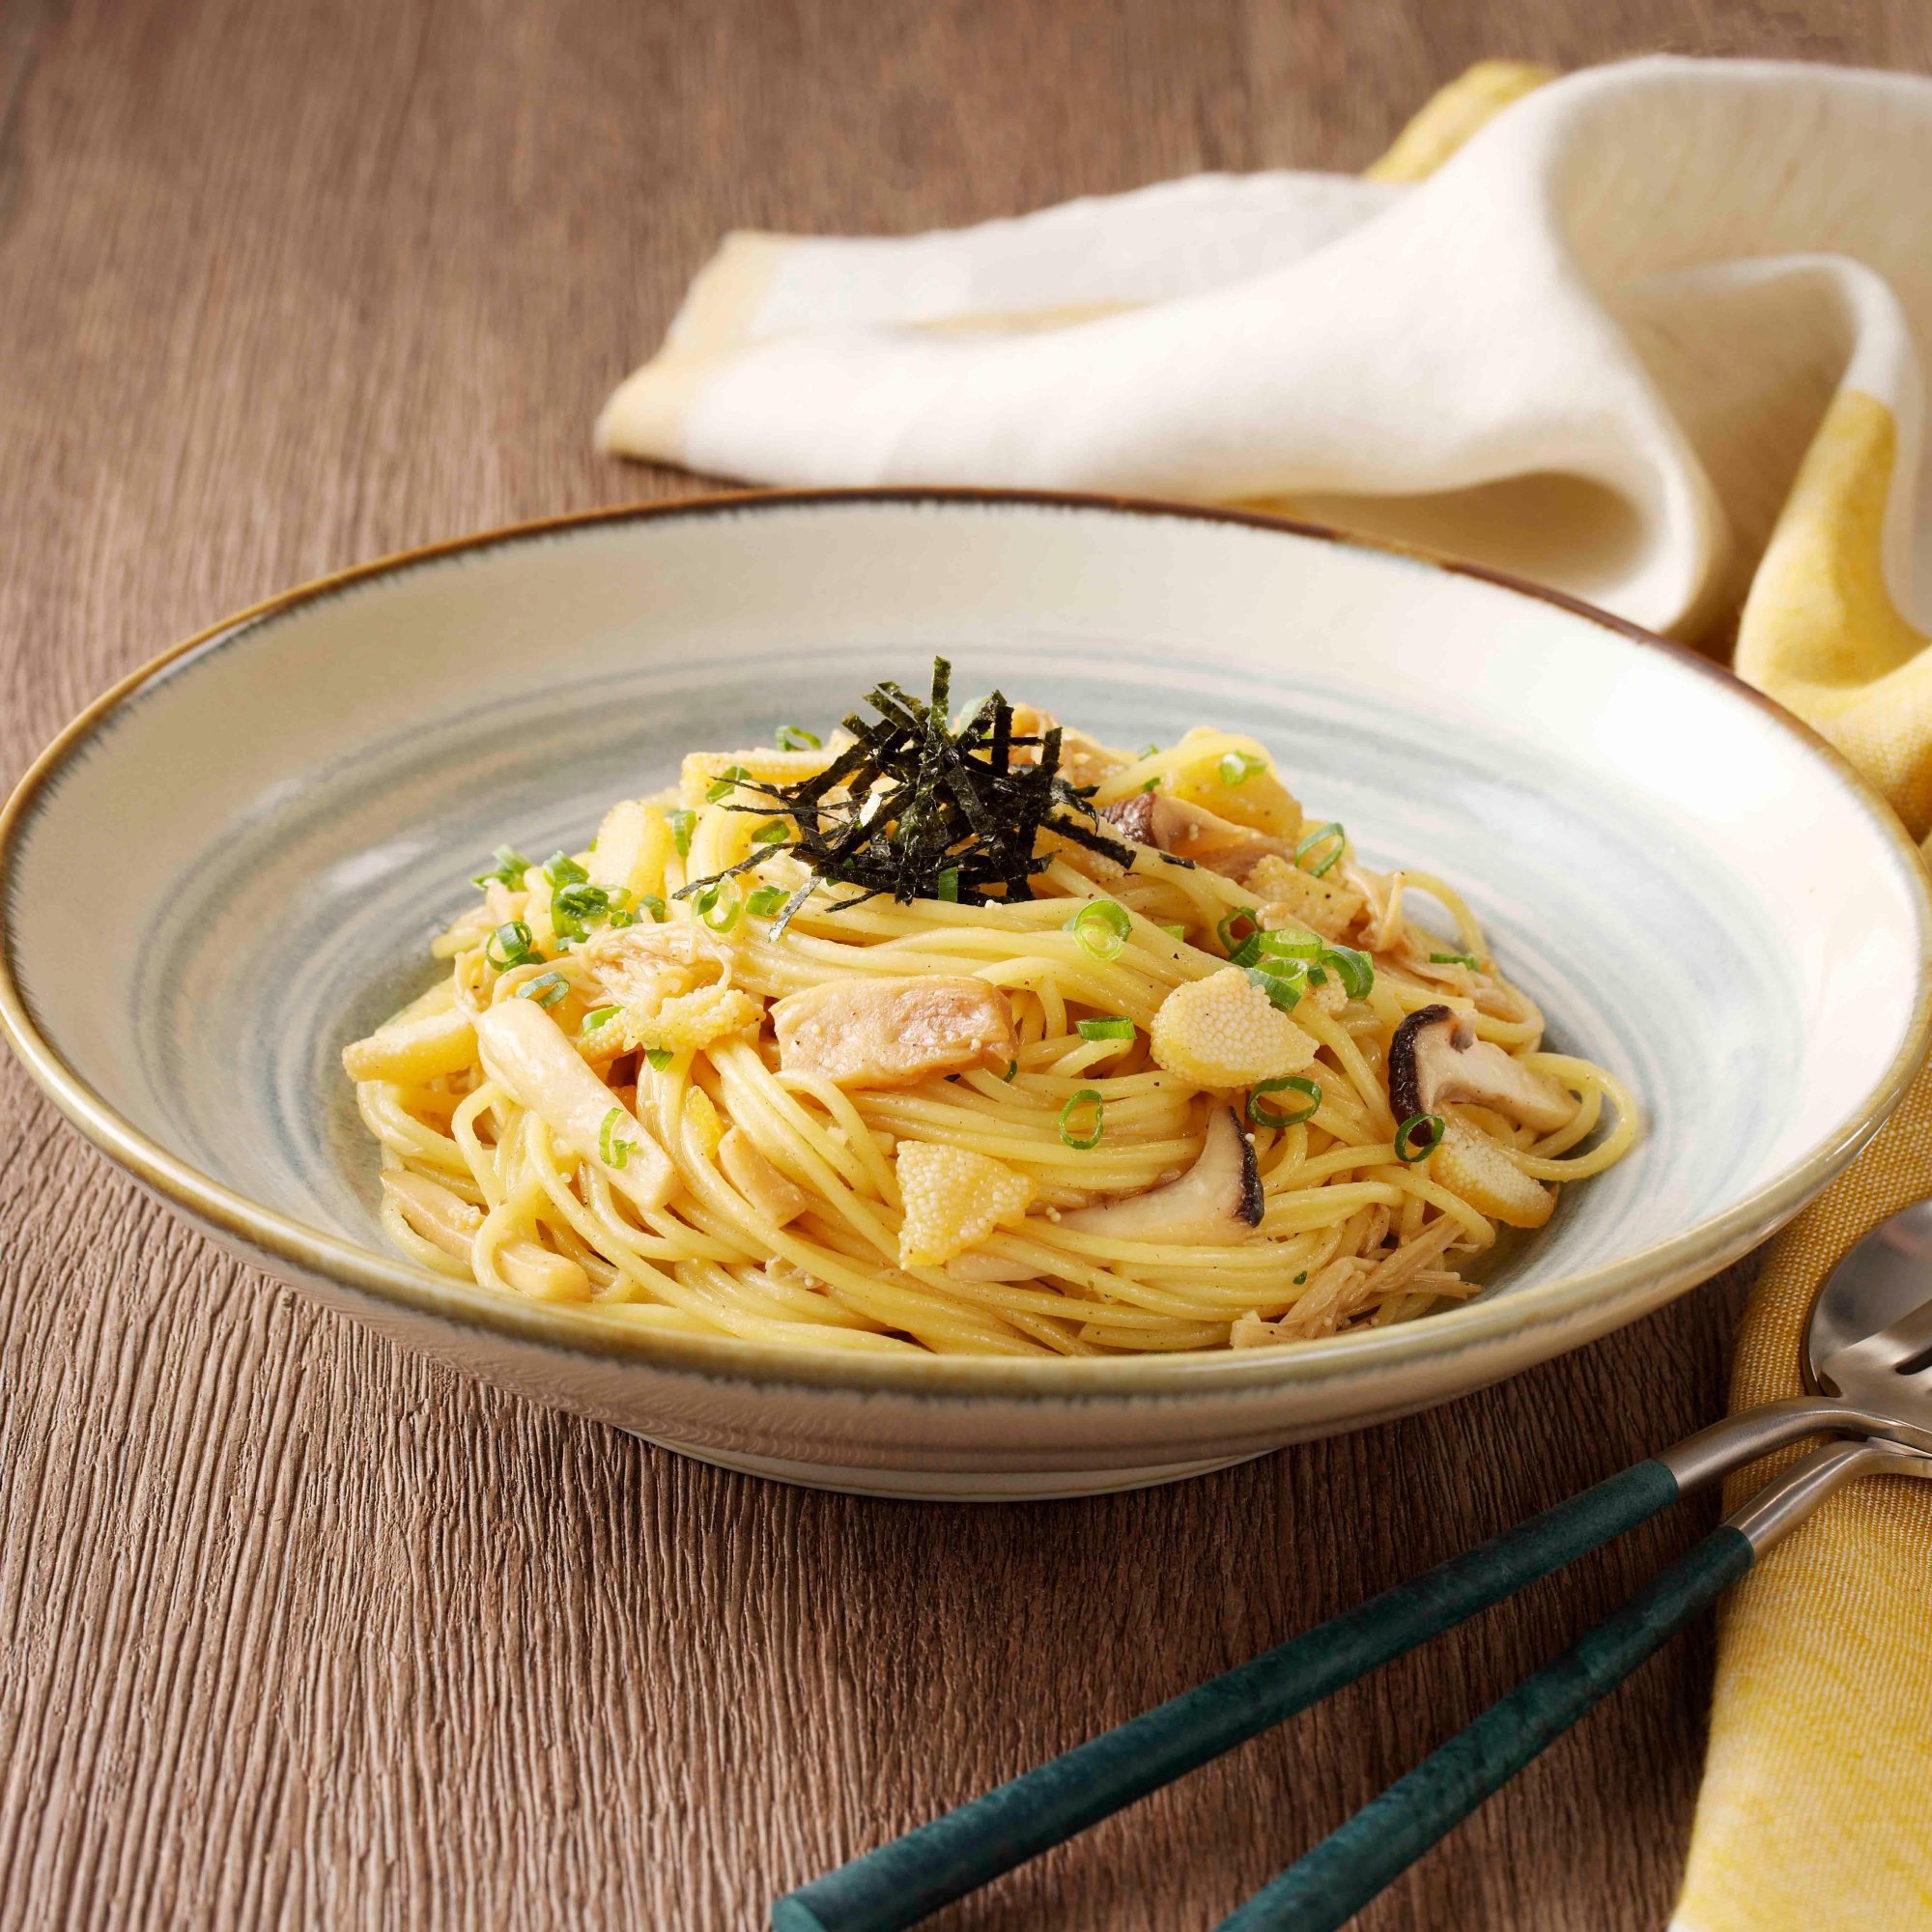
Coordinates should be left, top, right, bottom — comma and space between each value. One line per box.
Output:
4, 485, 1931, 1402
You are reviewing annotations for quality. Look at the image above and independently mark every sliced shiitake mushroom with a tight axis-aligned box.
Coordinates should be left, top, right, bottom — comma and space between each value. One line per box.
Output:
1099, 793, 1289, 882
1388, 1005, 1576, 1135
1057, 1105, 1263, 1242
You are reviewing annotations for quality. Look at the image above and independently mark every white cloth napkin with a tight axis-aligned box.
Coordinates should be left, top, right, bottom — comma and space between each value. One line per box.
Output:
600, 55, 1931, 666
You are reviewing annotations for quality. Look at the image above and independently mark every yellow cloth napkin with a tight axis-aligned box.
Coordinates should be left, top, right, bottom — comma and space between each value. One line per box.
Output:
604, 60, 1932, 1925
1373, 71, 1932, 1931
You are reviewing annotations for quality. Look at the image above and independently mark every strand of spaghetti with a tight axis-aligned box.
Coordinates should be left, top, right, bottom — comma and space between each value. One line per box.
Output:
1262, 1181, 1409, 1233
661, 1260, 924, 1351
1521, 1080, 1605, 1159
683, 1259, 901, 1337
1509, 1057, 1639, 1178
356, 1082, 478, 1184
1396, 868, 1487, 955
377, 1192, 474, 1278
1294, 1007, 1400, 1137
450, 1082, 508, 1209
522, 1117, 695, 1293
765, 1065, 902, 1201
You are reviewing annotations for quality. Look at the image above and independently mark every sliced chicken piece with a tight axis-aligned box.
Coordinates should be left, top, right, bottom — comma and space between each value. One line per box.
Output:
475, 998, 676, 1213
583, 923, 733, 1014
771, 976, 1018, 1090
1388, 1005, 1576, 1134
1100, 791, 1292, 882
580, 923, 762, 1055
1058, 1106, 1262, 1243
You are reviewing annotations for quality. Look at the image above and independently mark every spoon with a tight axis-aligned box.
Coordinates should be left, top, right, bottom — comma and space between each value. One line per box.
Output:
774, 1207, 1932, 1932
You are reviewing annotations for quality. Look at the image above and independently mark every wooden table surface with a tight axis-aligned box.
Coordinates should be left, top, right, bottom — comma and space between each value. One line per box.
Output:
3, 3, 1925, 1927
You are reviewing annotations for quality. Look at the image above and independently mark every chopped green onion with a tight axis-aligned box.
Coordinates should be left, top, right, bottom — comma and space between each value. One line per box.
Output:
776, 724, 821, 752
667, 808, 696, 858
1060, 1089, 1105, 1150
584, 1005, 621, 1030
485, 921, 539, 970
1137, 742, 1160, 759
516, 971, 570, 1009
637, 894, 667, 923
1004, 1061, 1019, 1082
1216, 907, 1259, 963
543, 850, 589, 890
598, 1106, 638, 1169
1395, 1112, 1446, 1163
1245, 964, 1306, 1011
470, 843, 530, 890
1076, 1016, 1135, 1041
1218, 750, 1266, 786
551, 881, 611, 943
933, 867, 960, 902
1161, 923, 1188, 940
1293, 1271, 1308, 1286
705, 764, 752, 804
1067, 900, 1131, 962
1294, 821, 1347, 878
1256, 926, 1322, 962
746, 886, 787, 919
644, 1048, 673, 1072
1431, 951, 1481, 970
1141, 779, 1160, 794
1319, 941, 1376, 1000
695, 879, 741, 933
1248, 1075, 1321, 1129
752, 820, 790, 844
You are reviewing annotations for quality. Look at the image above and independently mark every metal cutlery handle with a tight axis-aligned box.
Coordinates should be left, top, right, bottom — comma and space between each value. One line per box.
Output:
1212, 1437, 1910, 1932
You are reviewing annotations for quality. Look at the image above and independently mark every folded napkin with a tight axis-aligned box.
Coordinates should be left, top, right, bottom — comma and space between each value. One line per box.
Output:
602, 58, 1932, 1929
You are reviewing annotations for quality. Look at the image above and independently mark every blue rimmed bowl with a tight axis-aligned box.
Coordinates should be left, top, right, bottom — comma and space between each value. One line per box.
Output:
4, 491, 1928, 1497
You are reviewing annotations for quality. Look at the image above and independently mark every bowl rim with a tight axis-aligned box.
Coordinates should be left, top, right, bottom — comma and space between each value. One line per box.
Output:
5, 485, 1930, 1401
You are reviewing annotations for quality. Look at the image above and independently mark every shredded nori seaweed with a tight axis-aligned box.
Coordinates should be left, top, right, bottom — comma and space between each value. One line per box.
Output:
674, 658, 1136, 936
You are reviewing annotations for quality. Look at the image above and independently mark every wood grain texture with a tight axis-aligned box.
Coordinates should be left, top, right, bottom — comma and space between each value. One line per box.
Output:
0, 2, 1924, 1926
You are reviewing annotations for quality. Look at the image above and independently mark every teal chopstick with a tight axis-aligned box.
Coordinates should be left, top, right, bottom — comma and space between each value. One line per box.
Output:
1214, 1525, 1754, 1931
772, 1458, 1681, 1932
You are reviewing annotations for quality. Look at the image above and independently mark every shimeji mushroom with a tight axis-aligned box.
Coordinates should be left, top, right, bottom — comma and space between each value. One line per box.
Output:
474, 998, 676, 1214
1058, 1106, 1263, 1243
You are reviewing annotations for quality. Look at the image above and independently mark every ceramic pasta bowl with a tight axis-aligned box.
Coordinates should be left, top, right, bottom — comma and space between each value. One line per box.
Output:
3, 491, 1928, 1497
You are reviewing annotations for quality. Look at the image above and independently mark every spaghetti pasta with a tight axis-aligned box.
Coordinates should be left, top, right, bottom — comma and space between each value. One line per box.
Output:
345, 665, 1635, 1357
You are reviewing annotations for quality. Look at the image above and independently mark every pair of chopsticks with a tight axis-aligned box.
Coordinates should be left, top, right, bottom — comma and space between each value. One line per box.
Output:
772, 1460, 1676, 1930
771, 1414, 1930, 1930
